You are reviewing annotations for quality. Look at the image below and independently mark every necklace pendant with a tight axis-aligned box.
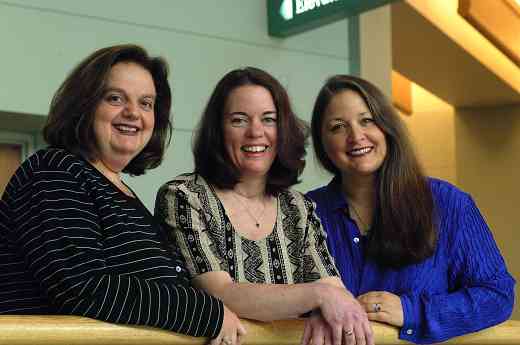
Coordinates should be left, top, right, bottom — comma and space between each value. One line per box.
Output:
255, 223, 260, 228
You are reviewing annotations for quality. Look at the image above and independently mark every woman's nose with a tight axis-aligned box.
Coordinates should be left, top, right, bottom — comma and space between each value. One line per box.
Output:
246, 118, 263, 137
348, 125, 365, 142
123, 101, 140, 119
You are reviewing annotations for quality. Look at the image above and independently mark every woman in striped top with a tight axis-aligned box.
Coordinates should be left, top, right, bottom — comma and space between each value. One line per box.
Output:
306, 75, 515, 344
0, 44, 244, 344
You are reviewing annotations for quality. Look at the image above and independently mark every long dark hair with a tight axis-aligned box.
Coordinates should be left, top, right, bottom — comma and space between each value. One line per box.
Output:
311, 75, 436, 268
193, 67, 308, 195
43, 44, 172, 175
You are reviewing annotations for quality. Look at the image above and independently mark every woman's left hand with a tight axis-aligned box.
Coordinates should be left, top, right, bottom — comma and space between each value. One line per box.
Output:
357, 291, 404, 327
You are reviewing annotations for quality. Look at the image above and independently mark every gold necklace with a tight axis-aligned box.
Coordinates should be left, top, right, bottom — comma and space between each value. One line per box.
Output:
347, 202, 370, 234
230, 191, 266, 228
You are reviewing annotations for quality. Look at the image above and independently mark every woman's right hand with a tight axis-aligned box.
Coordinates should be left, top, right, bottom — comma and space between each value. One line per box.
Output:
316, 284, 374, 345
210, 304, 247, 345
301, 311, 333, 345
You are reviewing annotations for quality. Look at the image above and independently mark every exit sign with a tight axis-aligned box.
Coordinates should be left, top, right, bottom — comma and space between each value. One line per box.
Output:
268, 0, 398, 37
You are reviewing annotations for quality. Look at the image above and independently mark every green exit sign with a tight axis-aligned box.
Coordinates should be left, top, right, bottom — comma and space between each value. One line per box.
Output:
268, 0, 398, 37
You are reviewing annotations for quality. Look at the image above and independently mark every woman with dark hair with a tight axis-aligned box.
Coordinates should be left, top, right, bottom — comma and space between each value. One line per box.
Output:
307, 74, 515, 344
156, 67, 374, 345
0, 44, 245, 345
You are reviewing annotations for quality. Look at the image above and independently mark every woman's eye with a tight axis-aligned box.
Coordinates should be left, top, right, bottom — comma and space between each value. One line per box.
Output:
330, 123, 346, 132
230, 117, 248, 127
263, 116, 277, 125
141, 99, 154, 111
360, 117, 375, 127
106, 93, 123, 104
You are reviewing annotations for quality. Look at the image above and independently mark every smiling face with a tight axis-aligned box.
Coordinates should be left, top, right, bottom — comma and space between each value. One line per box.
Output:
92, 62, 156, 172
222, 84, 278, 180
321, 89, 387, 180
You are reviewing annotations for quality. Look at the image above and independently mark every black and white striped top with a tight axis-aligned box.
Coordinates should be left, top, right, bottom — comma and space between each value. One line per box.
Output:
0, 148, 223, 338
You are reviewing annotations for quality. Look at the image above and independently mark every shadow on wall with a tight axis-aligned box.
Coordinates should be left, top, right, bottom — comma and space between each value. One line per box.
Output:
455, 104, 520, 320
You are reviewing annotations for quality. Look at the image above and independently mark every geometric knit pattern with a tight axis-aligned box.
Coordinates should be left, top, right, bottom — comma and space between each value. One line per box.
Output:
0, 148, 223, 338
155, 173, 338, 285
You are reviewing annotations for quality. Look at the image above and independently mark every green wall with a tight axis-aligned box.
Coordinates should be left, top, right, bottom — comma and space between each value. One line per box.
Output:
0, 1, 354, 209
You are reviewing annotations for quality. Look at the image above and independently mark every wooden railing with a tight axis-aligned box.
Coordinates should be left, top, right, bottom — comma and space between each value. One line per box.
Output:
0, 316, 518, 345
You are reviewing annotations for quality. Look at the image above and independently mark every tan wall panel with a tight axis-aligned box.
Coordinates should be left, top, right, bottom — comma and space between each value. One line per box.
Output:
0, 144, 21, 195
459, 0, 520, 67
455, 105, 520, 320
401, 83, 457, 185
360, 5, 392, 96
392, 70, 413, 115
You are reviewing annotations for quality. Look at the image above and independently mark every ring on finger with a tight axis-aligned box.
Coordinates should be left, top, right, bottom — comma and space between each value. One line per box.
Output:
344, 329, 354, 336
372, 303, 382, 313
221, 337, 232, 345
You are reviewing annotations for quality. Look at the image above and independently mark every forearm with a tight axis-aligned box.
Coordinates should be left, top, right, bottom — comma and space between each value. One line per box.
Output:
401, 277, 515, 343
68, 275, 224, 338
317, 276, 347, 289
197, 279, 327, 322
398, 194, 517, 343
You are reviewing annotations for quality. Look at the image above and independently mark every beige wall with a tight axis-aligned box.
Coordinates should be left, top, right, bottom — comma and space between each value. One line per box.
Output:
360, 5, 392, 94
401, 83, 457, 184
455, 105, 520, 320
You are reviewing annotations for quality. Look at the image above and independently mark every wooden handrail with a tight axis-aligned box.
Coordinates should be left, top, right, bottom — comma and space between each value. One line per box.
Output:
0, 316, 519, 345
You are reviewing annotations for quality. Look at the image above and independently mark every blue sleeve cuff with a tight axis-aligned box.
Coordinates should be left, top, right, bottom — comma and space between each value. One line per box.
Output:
400, 293, 419, 342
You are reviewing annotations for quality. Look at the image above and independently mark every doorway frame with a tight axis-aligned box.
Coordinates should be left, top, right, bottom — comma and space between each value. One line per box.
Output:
0, 130, 36, 161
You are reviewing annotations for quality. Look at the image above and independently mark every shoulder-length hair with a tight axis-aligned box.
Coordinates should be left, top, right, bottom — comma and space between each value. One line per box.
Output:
311, 75, 436, 268
193, 67, 308, 195
43, 44, 172, 175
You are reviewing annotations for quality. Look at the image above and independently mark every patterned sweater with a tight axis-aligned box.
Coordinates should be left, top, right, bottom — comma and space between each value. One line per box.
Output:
155, 173, 338, 284
0, 148, 223, 338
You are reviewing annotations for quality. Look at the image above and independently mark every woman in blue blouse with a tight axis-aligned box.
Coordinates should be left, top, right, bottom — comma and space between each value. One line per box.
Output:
306, 75, 515, 344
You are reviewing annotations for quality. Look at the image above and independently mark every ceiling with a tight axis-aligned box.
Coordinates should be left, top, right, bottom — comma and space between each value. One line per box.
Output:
391, 0, 520, 108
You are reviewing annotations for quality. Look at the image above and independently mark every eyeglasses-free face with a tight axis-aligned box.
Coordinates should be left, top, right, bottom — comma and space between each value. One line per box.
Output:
222, 85, 278, 180
92, 62, 156, 172
321, 89, 387, 181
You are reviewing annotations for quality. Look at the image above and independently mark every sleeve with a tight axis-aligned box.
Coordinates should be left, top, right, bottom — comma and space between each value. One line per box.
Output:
300, 194, 339, 283
155, 182, 227, 277
399, 194, 515, 344
14, 165, 223, 338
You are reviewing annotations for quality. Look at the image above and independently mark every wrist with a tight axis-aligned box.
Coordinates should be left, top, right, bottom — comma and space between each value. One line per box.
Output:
311, 282, 330, 309
399, 294, 418, 341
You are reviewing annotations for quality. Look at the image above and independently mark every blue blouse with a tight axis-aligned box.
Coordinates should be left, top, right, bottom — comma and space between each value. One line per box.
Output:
307, 177, 515, 344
